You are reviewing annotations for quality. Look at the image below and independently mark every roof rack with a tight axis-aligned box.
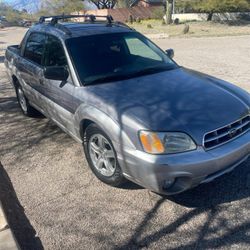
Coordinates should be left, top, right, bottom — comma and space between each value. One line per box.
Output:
39, 14, 114, 25
38, 15, 133, 35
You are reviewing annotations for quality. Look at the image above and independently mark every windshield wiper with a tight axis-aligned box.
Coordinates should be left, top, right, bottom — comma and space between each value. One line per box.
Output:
84, 74, 127, 85
84, 65, 176, 85
128, 65, 174, 78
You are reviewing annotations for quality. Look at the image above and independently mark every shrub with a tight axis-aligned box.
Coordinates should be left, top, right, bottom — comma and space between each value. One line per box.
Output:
135, 17, 141, 23
174, 18, 180, 25
128, 14, 133, 24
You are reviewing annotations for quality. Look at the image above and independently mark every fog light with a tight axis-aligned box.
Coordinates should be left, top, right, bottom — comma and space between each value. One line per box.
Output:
163, 178, 175, 190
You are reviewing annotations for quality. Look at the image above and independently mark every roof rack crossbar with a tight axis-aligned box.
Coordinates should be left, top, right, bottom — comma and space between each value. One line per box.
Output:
39, 15, 114, 25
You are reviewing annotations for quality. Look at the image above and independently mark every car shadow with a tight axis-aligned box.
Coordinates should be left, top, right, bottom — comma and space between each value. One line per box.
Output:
0, 162, 44, 250
116, 159, 250, 250
0, 56, 4, 63
120, 181, 143, 190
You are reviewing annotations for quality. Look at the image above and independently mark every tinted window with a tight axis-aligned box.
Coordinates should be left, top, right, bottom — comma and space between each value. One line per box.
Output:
24, 33, 46, 65
44, 35, 67, 67
66, 32, 177, 85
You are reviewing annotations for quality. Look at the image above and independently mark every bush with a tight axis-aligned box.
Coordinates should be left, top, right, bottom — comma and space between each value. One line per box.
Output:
174, 18, 180, 25
135, 17, 141, 23
128, 14, 133, 24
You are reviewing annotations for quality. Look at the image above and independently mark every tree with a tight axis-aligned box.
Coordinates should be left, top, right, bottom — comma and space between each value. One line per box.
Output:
116, 0, 134, 8
165, 0, 173, 24
0, 2, 34, 23
196, 0, 250, 21
39, 0, 84, 15
175, 0, 199, 13
88, 0, 117, 9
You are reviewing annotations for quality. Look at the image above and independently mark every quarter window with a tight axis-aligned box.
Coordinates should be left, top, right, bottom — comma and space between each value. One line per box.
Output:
24, 33, 46, 65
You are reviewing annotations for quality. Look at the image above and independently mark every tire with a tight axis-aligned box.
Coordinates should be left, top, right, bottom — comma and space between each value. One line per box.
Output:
15, 83, 40, 117
83, 123, 126, 187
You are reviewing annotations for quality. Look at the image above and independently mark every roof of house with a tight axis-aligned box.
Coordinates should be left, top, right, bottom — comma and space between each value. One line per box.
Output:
130, 0, 164, 7
145, 0, 164, 3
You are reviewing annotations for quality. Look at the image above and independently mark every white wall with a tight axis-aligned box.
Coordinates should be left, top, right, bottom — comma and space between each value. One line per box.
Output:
172, 12, 250, 22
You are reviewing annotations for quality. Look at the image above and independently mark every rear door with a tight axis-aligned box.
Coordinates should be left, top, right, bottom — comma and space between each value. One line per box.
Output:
18, 32, 46, 109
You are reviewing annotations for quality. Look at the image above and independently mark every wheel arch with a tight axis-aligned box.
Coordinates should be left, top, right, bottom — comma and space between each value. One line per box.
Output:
11, 74, 19, 88
76, 106, 136, 150
79, 119, 94, 141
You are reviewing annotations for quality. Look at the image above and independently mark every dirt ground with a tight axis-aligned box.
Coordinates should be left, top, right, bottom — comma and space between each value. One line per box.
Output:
129, 20, 250, 38
0, 27, 250, 250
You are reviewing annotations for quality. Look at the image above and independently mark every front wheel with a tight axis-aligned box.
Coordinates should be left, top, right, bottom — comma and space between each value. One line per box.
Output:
83, 124, 126, 187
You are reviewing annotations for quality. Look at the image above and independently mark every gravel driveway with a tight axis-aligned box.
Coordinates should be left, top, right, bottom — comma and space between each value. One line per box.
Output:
0, 28, 250, 250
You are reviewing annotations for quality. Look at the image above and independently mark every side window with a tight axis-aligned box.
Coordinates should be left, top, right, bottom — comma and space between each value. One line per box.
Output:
24, 33, 46, 65
125, 37, 162, 61
44, 35, 67, 67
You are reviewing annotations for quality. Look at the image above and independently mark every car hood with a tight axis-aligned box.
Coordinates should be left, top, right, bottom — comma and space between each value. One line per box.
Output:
82, 67, 250, 144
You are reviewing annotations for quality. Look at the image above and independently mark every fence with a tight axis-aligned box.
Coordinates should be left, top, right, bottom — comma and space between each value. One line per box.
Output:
74, 8, 250, 23
74, 6, 158, 22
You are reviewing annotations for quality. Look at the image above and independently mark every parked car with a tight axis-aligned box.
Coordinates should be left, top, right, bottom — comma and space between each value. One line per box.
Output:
4, 15, 250, 195
18, 20, 33, 27
0, 18, 9, 28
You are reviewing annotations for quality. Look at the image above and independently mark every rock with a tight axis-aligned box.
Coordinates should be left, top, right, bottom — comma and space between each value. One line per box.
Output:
183, 24, 190, 34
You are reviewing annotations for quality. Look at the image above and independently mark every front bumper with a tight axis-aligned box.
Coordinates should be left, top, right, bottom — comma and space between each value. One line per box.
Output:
116, 131, 250, 195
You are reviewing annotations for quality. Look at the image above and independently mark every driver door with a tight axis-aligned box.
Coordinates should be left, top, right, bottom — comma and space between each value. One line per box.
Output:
41, 34, 76, 131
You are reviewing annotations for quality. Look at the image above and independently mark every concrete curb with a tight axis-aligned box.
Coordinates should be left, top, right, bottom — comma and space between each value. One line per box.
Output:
0, 202, 19, 250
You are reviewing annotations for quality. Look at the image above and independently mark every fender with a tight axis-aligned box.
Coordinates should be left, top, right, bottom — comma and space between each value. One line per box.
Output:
74, 103, 136, 152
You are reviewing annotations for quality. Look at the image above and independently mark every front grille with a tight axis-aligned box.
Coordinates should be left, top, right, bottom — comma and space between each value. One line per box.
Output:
203, 115, 250, 149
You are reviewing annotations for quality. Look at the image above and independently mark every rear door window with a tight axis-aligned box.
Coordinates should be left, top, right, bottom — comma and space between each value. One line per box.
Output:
44, 35, 67, 67
24, 32, 46, 65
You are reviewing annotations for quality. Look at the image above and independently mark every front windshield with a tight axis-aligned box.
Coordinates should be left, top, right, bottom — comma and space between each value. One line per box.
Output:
66, 32, 178, 85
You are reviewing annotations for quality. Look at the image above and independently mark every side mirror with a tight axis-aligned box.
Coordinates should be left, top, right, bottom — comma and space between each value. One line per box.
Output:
166, 49, 174, 59
44, 66, 69, 81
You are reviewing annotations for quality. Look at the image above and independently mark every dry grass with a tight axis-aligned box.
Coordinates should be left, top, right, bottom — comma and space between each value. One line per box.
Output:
128, 20, 250, 38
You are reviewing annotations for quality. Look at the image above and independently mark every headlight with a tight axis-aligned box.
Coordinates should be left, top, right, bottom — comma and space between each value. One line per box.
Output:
139, 131, 196, 154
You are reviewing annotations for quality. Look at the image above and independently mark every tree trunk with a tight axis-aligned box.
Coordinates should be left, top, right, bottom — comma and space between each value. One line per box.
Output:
166, 0, 173, 25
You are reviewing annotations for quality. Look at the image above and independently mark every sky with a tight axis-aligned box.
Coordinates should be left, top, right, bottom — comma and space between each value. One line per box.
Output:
1, 0, 95, 12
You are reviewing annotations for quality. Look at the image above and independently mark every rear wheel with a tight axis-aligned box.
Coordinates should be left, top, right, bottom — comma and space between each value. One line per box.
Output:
16, 84, 40, 117
83, 124, 125, 187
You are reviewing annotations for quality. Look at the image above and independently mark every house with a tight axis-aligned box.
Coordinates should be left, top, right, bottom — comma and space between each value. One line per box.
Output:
74, 0, 165, 23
